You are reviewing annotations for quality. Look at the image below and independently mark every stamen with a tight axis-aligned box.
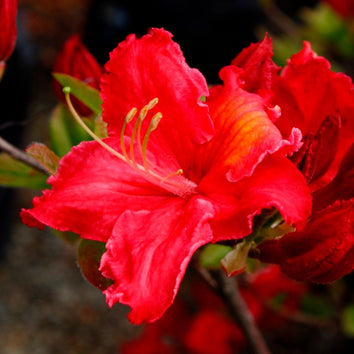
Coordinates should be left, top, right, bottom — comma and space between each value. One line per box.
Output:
64, 89, 190, 194
63, 87, 127, 162
160, 169, 183, 182
142, 112, 162, 171
121, 107, 137, 161
137, 98, 159, 151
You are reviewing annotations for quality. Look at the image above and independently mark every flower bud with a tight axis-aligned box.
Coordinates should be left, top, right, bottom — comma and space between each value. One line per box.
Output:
0, 0, 17, 78
53, 34, 103, 116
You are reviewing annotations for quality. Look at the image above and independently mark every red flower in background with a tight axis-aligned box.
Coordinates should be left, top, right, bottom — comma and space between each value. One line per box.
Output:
0, 0, 17, 62
232, 36, 354, 283
53, 34, 103, 116
21, 29, 311, 324
323, 0, 354, 18
258, 148, 354, 283
0, 0, 17, 79
121, 266, 307, 354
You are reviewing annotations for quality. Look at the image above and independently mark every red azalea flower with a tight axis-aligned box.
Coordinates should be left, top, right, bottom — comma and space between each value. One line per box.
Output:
21, 28, 311, 324
0, 0, 17, 78
243, 265, 307, 329
232, 36, 354, 283
271, 42, 354, 191
323, 0, 354, 18
53, 34, 103, 116
233, 38, 354, 191
257, 146, 354, 283
0, 0, 17, 62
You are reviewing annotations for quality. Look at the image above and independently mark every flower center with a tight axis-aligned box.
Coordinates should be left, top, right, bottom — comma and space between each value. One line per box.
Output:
63, 87, 198, 198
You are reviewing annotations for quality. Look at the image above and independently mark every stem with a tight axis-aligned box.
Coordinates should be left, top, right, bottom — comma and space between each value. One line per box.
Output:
213, 271, 271, 354
0, 136, 50, 175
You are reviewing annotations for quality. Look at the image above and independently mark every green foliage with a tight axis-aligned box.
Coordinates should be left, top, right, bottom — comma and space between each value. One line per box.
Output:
0, 153, 48, 189
49, 104, 92, 156
301, 294, 334, 318
77, 239, 113, 291
342, 305, 354, 337
199, 244, 232, 269
53, 73, 102, 115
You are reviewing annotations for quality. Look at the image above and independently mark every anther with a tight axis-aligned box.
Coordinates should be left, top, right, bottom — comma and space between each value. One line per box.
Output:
150, 112, 163, 131
141, 112, 163, 171
121, 107, 137, 161
147, 97, 159, 110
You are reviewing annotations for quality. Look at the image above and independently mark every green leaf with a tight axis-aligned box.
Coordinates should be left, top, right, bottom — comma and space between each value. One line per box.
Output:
0, 153, 48, 189
199, 244, 232, 269
301, 294, 334, 318
52, 229, 79, 244
53, 73, 102, 115
49, 104, 92, 156
26, 143, 60, 175
77, 239, 113, 291
342, 305, 354, 337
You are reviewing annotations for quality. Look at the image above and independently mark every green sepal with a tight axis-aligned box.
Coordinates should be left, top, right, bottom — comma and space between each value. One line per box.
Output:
53, 73, 102, 115
199, 244, 232, 270
0, 153, 48, 189
77, 239, 113, 291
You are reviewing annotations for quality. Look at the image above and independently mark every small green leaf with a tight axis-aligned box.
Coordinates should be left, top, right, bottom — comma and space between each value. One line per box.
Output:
77, 239, 113, 291
342, 305, 354, 337
53, 73, 102, 115
26, 143, 60, 175
0, 153, 48, 189
199, 244, 232, 269
49, 104, 92, 156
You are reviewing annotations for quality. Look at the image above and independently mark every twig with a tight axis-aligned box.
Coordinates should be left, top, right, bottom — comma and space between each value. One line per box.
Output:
0, 136, 50, 175
213, 271, 271, 354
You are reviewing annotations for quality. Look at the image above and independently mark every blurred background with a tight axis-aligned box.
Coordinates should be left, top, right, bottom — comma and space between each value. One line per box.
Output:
0, 0, 354, 352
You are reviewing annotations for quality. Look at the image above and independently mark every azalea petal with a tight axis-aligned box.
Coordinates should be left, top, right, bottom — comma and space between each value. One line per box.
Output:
21, 139, 173, 242
200, 154, 312, 240
231, 33, 280, 95
100, 196, 215, 324
193, 65, 302, 185
258, 199, 354, 283
272, 42, 354, 187
100, 28, 214, 172
312, 144, 354, 213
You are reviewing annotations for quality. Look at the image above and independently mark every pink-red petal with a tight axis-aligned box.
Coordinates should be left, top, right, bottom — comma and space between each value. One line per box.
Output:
100, 196, 215, 324
21, 139, 173, 242
193, 65, 302, 185
100, 28, 214, 173
272, 42, 354, 188
201, 154, 312, 241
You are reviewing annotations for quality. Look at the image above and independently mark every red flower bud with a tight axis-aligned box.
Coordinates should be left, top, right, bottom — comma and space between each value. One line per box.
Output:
0, 0, 17, 62
53, 34, 103, 116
